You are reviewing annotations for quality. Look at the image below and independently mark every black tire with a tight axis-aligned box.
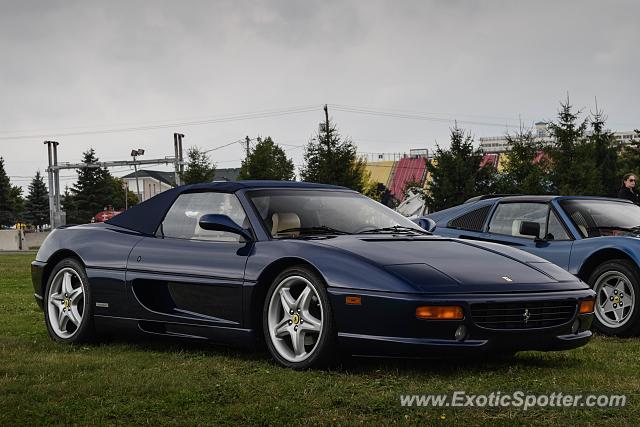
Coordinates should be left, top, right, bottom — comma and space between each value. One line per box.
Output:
588, 259, 640, 337
43, 258, 96, 343
262, 266, 337, 369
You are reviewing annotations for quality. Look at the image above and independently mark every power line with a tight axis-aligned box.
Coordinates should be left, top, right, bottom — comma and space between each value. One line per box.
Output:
0, 105, 322, 140
329, 103, 533, 123
203, 139, 246, 153
329, 105, 522, 129
0, 106, 306, 134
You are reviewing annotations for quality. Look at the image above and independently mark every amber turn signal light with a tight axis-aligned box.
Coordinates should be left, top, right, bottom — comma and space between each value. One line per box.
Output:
579, 299, 595, 314
345, 296, 361, 305
416, 305, 464, 320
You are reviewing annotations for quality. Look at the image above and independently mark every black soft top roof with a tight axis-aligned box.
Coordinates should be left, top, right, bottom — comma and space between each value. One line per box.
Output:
105, 180, 347, 235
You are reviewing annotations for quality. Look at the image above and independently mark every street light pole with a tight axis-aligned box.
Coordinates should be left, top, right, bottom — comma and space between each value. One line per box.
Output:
124, 181, 129, 210
131, 148, 145, 201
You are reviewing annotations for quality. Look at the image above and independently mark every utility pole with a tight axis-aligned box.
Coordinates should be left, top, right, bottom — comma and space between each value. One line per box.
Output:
44, 141, 55, 228
245, 136, 251, 159
44, 141, 63, 228
130, 149, 144, 201
173, 133, 184, 186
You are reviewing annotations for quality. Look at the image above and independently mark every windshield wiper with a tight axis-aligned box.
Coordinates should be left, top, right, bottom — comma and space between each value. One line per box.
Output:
358, 225, 430, 235
276, 226, 352, 236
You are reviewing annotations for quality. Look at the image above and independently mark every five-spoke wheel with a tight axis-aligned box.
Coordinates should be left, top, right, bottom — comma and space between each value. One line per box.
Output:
44, 258, 94, 343
263, 267, 335, 369
589, 259, 640, 336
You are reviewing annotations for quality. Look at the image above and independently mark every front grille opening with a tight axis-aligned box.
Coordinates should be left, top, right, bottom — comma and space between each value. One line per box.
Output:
471, 300, 577, 330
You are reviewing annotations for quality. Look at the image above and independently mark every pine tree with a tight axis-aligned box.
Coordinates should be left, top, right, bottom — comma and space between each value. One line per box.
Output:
496, 127, 551, 195
0, 157, 16, 227
238, 137, 295, 180
546, 96, 589, 195
588, 105, 619, 196
180, 147, 216, 184
300, 119, 367, 191
425, 126, 491, 211
25, 171, 50, 229
10, 186, 25, 225
63, 149, 130, 223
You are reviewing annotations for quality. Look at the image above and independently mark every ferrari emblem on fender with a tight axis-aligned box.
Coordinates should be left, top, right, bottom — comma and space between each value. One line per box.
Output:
523, 308, 530, 324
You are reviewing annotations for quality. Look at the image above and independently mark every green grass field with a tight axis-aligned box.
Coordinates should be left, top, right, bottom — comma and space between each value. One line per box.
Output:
1, 253, 638, 426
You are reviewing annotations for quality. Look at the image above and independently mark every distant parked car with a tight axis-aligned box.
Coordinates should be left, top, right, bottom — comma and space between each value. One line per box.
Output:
421, 195, 640, 336
90, 205, 123, 223
32, 182, 594, 369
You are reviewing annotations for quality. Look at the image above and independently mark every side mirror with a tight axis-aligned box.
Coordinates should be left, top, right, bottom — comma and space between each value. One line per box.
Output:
417, 217, 437, 233
198, 214, 253, 241
519, 221, 541, 240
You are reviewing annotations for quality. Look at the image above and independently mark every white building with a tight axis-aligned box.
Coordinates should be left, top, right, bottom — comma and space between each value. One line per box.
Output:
120, 170, 176, 202
479, 122, 637, 153
120, 168, 242, 202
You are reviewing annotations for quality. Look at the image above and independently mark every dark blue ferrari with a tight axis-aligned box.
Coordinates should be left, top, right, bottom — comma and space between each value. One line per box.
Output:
32, 182, 595, 369
423, 195, 640, 337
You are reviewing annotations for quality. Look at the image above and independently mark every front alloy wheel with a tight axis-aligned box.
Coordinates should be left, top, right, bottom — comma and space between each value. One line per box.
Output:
589, 259, 640, 336
263, 267, 336, 369
44, 258, 95, 343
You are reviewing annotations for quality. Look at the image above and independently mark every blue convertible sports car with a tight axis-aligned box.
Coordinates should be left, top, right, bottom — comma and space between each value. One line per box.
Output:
32, 182, 595, 369
423, 195, 640, 336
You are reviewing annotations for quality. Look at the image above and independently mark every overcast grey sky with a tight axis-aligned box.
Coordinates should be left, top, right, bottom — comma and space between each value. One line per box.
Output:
1, 0, 638, 191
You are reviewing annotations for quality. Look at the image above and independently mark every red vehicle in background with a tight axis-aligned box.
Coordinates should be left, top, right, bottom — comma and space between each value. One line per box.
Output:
91, 206, 123, 223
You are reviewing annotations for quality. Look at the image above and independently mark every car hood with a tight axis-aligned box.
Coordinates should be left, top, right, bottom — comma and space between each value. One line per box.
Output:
311, 235, 586, 293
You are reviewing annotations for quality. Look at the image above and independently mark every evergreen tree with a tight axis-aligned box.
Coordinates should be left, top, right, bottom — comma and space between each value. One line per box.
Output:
238, 137, 295, 180
425, 126, 491, 211
588, 105, 619, 196
10, 185, 26, 225
495, 127, 551, 195
546, 96, 589, 195
0, 157, 16, 227
63, 149, 136, 223
300, 119, 367, 192
180, 147, 216, 184
24, 171, 50, 229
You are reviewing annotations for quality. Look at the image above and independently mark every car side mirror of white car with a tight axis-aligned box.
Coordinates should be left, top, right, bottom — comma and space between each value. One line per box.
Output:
417, 217, 437, 233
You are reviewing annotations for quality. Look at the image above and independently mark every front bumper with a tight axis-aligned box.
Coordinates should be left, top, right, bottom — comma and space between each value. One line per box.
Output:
328, 287, 595, 357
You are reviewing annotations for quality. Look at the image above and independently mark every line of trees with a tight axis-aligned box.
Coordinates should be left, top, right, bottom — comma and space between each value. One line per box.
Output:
3, 95, 638, 227
0, 158, 49, 229
426, 97, 640, 211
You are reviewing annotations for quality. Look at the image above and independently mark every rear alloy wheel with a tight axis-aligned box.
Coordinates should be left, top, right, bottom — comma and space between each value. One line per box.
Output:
263, 267, 336, 369
44, 258, 95, 343
589, 259, 640, 336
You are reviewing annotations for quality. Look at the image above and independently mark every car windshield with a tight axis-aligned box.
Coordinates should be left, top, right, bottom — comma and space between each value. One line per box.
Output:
559, 199, 640, 238
246, 189, 426, 238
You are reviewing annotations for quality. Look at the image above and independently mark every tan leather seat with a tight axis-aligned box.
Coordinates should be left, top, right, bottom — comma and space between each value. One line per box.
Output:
511, 219, 525, 237
272, 213, 301, 237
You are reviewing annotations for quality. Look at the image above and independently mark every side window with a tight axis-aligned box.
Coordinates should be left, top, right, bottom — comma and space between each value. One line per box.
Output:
447, 205, 492, 232
488, 203, 548, 239
160, 192, 248, 242
546, 210, 570, 241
